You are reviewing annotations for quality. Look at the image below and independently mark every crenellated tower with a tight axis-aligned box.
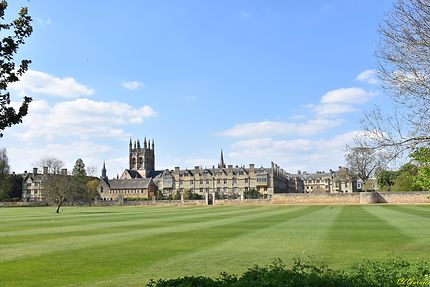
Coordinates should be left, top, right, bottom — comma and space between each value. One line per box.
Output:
129, 137, 155, 177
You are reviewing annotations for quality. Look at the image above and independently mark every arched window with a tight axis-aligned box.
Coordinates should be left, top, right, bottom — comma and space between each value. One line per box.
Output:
132, 158, 136, 164
139, 157, 143, 165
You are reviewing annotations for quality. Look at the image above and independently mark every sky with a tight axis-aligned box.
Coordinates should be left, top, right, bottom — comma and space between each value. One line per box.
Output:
2, 0, 395, 177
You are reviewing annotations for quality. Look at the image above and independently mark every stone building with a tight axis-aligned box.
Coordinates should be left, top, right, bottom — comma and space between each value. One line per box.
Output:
98, 139, 290, 200
291, 167, 357, 193
22, 167, 68, 202
97, 138, 359, 201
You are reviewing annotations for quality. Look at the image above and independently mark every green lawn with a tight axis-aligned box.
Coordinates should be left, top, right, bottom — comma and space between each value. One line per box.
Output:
0, 205, 429, 286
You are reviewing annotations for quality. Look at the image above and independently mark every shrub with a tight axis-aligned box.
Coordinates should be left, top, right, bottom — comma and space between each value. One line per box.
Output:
147, 257, 430, 287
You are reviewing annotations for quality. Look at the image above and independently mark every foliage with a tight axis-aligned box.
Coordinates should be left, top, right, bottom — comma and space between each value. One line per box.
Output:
0, 148, 10, 198
147, 257, 430, 287
0, 0, 33, 137
410, 147, 430, 190
358, 0, 430, 157
124, 197, 151, 201
392, 163, 421, 192
172, 190, 181, 200
376, 169, 398, 191
183, 189, 203, 200
86, 179, 99, 201
243, 188, 262, 199
72, 158, 87, 177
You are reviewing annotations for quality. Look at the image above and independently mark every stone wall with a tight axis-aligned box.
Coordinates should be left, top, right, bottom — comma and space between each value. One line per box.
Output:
272, 193, 360, 204
214, 199, 272, 205
272, 192, 430, 204
377, 191, 430, 204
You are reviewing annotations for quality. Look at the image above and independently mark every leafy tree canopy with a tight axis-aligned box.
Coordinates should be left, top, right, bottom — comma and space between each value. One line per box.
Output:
0, 0, 33, 137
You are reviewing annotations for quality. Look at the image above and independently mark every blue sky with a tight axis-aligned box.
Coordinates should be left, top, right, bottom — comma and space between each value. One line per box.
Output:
2, 0, 394, 177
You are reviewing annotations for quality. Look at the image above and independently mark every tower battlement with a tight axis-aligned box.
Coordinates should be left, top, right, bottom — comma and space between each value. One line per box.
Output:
129, 138, 155, 174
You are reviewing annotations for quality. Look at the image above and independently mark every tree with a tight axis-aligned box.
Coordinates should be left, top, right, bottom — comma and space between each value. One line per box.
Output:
345, 146, 387, 186
392, 162, 421, 191
33, 156, 64, 174
358, 0, 430, 157
0, 148, 10, 199
376, 169, 398, 191
72, 158, 86, 177
0, 0, 33, 137
86, 179, 99, 203
409, 147, 430, 190
244, 188, 262, 199
43, 174, 75, 213
71, 158, 88, 201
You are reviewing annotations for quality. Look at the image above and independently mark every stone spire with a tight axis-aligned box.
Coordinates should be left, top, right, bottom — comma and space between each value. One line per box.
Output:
101, 161, 107, 179
218, 150, 226, 168
144, 137, 147, 149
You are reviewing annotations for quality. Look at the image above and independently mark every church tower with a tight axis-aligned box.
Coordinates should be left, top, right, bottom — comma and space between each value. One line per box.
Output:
129, 137, 155, 177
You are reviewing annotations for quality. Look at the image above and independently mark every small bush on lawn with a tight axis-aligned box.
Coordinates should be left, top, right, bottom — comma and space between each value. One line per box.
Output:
146, 257, 430, 287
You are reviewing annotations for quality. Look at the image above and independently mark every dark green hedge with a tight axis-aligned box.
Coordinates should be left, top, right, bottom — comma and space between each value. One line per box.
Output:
147, 257, 429, 287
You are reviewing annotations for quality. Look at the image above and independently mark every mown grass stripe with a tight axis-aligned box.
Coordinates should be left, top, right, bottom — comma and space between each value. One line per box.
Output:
364, 205, 430, 256
0, 206, 302, 262
0, 206, 270, 236
0, 206, 313, 287
80, 205, 339, 287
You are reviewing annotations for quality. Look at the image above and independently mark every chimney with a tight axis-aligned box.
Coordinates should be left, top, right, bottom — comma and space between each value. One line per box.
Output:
249, 164, 254, 173
33, 168, 38, 176
43, 166, 48, 175
61, 168, 67, 175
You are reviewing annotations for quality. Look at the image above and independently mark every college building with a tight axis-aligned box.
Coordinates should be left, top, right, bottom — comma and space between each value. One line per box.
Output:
97, 138, 358, 201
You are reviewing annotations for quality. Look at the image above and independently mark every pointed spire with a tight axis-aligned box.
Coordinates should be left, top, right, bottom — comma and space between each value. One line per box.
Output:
129, 138, 132, 150
134, 140, 137, 149
102, 161, 107, 179
137, 139, 141, 149
218, 150, 225, 168
152, 139, 155, 150
144, 137, 147, 149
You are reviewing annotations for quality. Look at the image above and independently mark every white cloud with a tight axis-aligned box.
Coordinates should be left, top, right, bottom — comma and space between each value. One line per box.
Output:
313, 103, 358, 115
228, 132, 358, 173
13, 98, 157, 141
122, 81, 144, 90
321, 87, 373, 104
220, 118, 343, 138
356, 69, 378, 85
9, 69, 95, 98
7, 141, 112, 174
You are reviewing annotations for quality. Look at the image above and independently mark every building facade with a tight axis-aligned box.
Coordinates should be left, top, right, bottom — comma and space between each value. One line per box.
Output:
97, 138, 358, 201
22, 167, 69, 202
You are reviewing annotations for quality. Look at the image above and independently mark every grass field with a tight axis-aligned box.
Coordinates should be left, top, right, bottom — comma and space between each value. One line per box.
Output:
0, 205, 429, 286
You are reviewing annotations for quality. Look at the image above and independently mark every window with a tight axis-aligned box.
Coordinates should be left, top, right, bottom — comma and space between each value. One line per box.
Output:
223, 179, 227, 184
200, 180, 203, 184
206, 179, 209, 184
217, 179, 220, 184
256, 174, 268, 183
190, 180, 194, 185
245, 178, 249, 183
